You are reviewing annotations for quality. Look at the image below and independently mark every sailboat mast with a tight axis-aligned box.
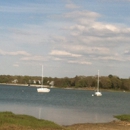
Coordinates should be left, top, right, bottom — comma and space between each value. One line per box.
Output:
97, 70, 99, 92
41, 65, 43, 87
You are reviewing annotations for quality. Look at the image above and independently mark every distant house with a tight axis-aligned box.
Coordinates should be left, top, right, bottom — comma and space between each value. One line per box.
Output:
49, 81, 54, 86
33, 80, 36, 84
12, 79, 18, 83
47, 81, 54, 87
37, 80, 41, 84
33, 80, 41, 84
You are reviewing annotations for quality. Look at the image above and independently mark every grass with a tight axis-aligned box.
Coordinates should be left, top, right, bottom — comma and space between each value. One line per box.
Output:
0, 111, 67, 130
114, 114, 130, 121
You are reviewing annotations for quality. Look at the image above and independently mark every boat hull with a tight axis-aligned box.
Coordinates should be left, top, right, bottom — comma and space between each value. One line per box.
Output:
37, 88, 50, 93
94, 91, 102, 96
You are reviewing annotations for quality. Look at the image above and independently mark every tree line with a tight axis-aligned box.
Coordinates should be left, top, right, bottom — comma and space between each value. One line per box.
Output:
0, 74, 130, 91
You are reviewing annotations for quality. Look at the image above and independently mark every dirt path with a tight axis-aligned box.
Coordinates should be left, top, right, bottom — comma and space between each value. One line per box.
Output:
66, 121, 130, 130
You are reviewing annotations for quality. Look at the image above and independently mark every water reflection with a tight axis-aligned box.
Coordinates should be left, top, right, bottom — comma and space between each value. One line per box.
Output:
38, 106, 114, 125
0, 104, 114, 125
37, 107, 41, 119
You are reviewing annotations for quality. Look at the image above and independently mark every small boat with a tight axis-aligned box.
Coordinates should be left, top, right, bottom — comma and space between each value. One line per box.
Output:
37, 87, 50, 93
37, 65, 50, 93
92, 70, 102, 96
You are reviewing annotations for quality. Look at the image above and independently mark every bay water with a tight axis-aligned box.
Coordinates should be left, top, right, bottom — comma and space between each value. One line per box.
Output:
0, 85, 129, 125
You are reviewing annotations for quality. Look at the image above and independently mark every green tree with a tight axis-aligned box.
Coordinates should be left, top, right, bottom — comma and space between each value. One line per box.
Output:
109, 76, 122, 90
122, 79, 130, 90
75, 78, 87, 88
100, 76, 111, 89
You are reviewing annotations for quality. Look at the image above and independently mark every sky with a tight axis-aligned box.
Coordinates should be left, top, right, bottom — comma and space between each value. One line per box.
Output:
0, 0, 130, 78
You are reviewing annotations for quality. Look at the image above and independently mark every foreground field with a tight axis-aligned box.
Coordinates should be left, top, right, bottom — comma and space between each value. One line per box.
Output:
0, 112, 64, 130
66, 121, 130, 130
0, 112, 130, 130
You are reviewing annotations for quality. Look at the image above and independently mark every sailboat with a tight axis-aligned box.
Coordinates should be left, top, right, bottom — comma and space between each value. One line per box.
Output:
92, 70, 102, 96
37, 65, 50, 93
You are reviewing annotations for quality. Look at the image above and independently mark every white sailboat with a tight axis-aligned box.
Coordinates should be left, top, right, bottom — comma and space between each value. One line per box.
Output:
37, 65, 50, 93
92, 70, 102, 96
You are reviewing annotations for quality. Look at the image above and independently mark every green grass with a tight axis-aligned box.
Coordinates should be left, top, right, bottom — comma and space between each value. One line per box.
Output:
114, 114, 130, 121
0, 112, 66, 129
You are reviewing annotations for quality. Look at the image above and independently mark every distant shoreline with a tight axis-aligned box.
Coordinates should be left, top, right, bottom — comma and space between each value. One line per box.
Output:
0, 83, 50, 88
0, 83, 129, 93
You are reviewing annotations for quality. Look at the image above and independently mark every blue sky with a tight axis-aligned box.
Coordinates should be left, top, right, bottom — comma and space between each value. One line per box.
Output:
0, 0, 130, 78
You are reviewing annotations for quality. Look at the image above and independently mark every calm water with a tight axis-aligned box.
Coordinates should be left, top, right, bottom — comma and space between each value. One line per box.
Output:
0, 85, 130, 125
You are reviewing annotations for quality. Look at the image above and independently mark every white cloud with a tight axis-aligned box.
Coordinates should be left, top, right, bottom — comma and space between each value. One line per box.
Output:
0, 49, 30, 56
68, 60, 92, 65
66, 3, 80, 9
58, 43, 110, 56
21, 55, 46, 61
64, 10, 100, 21
58, 10, 130, 63
92, 23, 119, 32
53, 58, 63, 61
50, 50, 82, 57
65, 0, 80, 9
98, 55, 124, 61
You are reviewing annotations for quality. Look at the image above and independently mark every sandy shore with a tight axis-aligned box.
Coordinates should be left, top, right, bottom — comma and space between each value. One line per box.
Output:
0, 83, 50, 87
66, 121, 130, 130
